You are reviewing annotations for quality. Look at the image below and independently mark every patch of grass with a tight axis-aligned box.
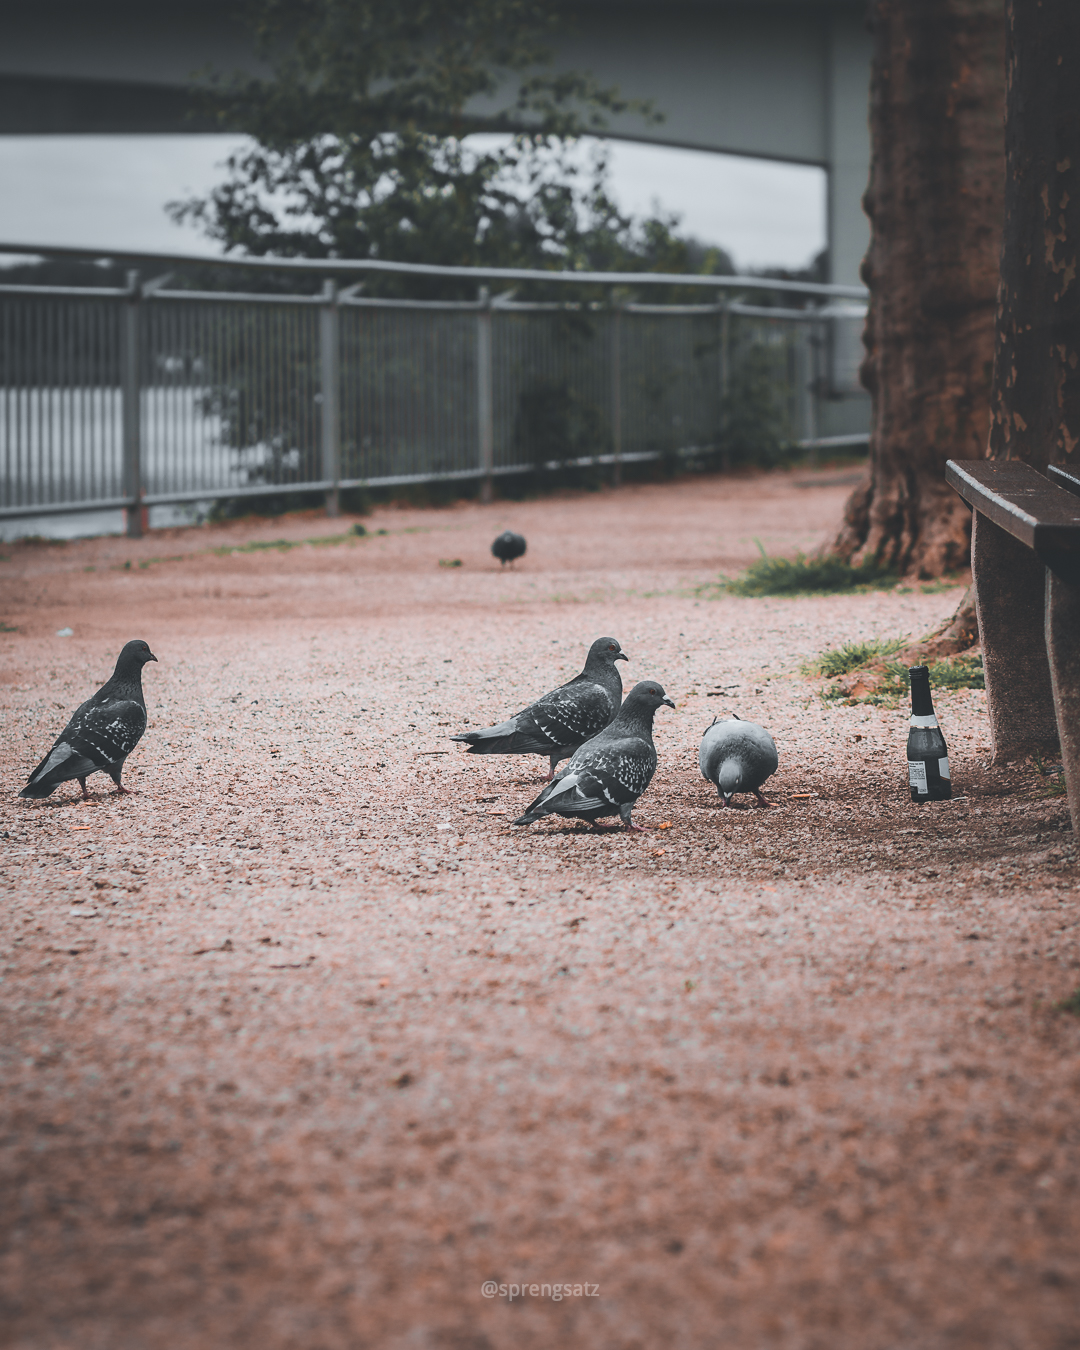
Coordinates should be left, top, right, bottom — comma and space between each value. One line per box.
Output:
803, 636, 907, 679
211, 532, 359, 557
1034, 752, 1068, 797
0, 621, 17, 632
919, 576, 968, 594
1054, 988, 1080, 1016
827, 654, 986, 708
724, 543, 898, 597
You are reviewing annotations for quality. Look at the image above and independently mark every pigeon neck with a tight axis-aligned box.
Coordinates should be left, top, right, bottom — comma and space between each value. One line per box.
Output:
111, 656, 146, 691
613, 699, 655, 736
583, 654, 619, 687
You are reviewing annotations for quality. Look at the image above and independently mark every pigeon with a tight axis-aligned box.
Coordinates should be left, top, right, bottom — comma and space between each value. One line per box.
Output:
492, 531, 526, 567
514, 680, 674, 830
19, 640, 158, 801
699, 714, 778, 807
451, 636, 628, 778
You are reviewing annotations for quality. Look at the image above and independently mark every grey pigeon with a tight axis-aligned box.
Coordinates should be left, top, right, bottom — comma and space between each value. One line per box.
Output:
492, 531, 526, 566
699, 714, 778, 807
19, 640, 158, 801
451, 636, 628, 778
514, 680, 674, 830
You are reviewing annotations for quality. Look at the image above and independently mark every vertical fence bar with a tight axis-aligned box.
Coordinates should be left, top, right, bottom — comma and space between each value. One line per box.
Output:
717, 295, 731, 471
121, 270, 143, 537
805, 308, 822, 466
476, 286, 494, 503
609, 294, 623, 486
320, 279, 341, 515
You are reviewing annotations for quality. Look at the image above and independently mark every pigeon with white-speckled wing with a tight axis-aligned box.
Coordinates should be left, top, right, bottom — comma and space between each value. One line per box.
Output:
451, 636, 628, 778
19, 640, 158, 801
514, 680, 674, 830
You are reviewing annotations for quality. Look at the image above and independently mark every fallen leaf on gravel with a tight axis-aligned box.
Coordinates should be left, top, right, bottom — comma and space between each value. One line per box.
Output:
657, 822, 673, 830
194, 939, 234, 955
69, 908, 98, 918
649, 849, 667, 858
69, 826, 92, 832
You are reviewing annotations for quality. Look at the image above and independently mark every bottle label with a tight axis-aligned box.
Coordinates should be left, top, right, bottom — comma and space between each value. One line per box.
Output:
909, 714, 939, 729
908, 760, 929, 794
938, 756, 951, 780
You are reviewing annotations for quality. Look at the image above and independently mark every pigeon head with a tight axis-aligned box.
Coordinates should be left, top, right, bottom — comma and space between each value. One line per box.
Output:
115, 640, 158, 671
621, 681, 675, 720
717, 757, 742, 804
588, 636, 629, 666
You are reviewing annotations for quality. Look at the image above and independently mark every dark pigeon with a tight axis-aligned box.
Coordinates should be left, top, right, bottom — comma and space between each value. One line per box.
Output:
492, 531, 526, 567
514, 680, 674, 831
451, 636, 628, 778
19, 640, 158, 801
699, 714, 778, 807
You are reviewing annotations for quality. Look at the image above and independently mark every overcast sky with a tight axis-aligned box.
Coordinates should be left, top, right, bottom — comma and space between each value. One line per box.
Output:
0, 134, 826, 272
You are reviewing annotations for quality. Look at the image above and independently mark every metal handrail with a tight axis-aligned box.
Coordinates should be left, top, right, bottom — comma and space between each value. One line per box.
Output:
0, 241, 868, 300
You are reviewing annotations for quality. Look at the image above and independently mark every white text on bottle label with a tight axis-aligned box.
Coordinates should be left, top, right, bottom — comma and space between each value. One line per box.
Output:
938, 756, 951, 780
908, 761, 928, 794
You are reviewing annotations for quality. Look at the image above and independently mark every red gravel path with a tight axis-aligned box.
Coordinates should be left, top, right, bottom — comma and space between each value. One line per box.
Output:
2, 469, 1078, 1349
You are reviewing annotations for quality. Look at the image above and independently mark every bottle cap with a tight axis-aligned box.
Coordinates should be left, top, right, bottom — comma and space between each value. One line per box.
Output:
909, 665, 929, 678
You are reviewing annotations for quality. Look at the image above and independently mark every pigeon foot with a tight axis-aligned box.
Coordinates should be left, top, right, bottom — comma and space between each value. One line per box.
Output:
752, 791, 772, 808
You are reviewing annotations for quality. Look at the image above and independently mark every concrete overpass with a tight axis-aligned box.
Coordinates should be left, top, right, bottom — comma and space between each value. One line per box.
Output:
0, 1, 872, 285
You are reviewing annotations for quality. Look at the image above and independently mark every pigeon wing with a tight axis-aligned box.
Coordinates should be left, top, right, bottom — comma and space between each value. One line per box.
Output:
527, 679, 616, 747
67, 696, 147, 768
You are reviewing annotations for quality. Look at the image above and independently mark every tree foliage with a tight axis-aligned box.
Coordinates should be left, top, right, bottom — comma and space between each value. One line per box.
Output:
171, 0, 733, 295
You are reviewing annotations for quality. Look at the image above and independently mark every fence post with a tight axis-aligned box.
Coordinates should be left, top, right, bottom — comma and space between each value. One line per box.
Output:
320, 279, 341, 516
805, 310, 822, 468
477, 286, 494, 503
609, 293, 623, 486
121, 270, 144, 538
717, 294, 731, 472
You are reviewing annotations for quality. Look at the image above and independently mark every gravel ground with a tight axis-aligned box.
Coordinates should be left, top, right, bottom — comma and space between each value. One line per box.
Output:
2, 468, 1079, 1350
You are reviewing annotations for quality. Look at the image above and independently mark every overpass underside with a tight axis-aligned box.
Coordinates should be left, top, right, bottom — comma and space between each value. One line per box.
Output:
0, 0, 872, 286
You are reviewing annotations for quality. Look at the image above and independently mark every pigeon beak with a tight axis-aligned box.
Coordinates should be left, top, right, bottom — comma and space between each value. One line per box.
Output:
662, 697, 675, 709
615, 651, 629, 662
148, 652, 158, 662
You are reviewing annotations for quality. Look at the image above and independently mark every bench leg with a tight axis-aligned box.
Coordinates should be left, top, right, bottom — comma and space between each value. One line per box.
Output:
971, 511, 1059, 760
1045, 571, 1080, 833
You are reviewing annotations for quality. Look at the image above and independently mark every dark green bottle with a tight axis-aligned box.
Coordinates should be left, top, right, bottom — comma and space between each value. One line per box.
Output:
907, 665, 951, 801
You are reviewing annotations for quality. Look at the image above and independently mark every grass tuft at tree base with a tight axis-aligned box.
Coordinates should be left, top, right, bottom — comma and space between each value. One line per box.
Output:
1055, 988, 1080, 1016
820, 654, 985, 708
724, 544, 899, 597
802, 636, 908, 678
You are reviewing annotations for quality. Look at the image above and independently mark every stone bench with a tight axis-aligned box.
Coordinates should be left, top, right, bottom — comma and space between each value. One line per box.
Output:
945, 458, 1080, 832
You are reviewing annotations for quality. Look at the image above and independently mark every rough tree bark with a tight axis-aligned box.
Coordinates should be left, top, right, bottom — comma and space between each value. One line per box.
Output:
834, 0, 1005, 579
906, 0, 1080, 662
987, 0, 1080, 470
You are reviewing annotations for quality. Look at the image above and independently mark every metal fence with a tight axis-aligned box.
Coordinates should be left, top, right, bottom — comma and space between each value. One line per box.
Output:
0, 254, 869, 535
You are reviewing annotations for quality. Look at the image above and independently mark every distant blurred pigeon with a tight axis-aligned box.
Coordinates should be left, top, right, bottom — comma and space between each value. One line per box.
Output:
19, 640, 158, 801
451, 636, 627, 778
492, 531, 527, 567
514, 680, 674, 830
699, 714, 778, 807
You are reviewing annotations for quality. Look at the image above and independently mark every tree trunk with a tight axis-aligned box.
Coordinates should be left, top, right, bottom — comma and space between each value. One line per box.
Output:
834, 0, 1005, 578
987, 0, 1080, 470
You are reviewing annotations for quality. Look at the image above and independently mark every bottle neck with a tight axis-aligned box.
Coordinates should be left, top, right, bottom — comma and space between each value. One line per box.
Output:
909, 668, 935, 717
